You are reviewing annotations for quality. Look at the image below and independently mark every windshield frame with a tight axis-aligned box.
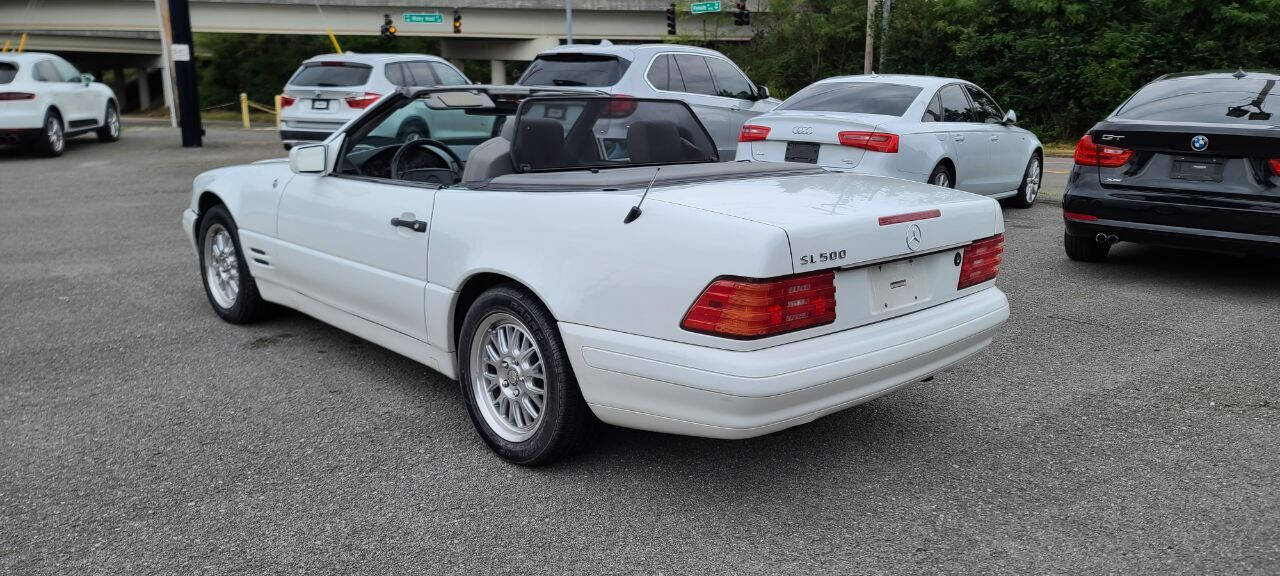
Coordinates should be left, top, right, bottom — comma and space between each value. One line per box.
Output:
510, 95, 720, 173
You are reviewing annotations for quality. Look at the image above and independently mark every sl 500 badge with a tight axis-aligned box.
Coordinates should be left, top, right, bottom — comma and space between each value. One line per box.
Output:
800, 250, 847, 266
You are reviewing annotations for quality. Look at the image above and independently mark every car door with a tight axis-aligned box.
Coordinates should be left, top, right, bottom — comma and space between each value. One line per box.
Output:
704, 56, 765, 154
964, 84, 1024, 192
51, 58, 97, 123
934, 84, 992, 193
34, 60, 80, 122
275, 122, 436, 341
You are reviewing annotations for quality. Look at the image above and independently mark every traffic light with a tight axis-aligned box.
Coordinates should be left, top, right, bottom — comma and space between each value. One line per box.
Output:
380, 13, 397, 39
665, 3, 676, 35
453, 9, 462, 34
734, 2, 750, 26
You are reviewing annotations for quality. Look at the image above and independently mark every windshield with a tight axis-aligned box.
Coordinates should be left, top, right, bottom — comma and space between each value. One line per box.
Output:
1116, 76, 1280, 125
511, 97, 718, 171
517, 54, 630, 87
0, 62, 16, 84
778, 82, 923, 116
289, 62, 373, 87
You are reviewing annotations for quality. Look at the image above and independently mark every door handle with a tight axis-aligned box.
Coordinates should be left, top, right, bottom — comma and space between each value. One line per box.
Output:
390, 217, 427, 233
990, 135, 1000, 142
953, 134, 965, 142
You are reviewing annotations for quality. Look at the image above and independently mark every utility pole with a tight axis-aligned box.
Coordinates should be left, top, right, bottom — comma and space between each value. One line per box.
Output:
863, 0, 875, 74
566, 0, 573, 44
152, 0, 177, 127
167, 0, 202, 147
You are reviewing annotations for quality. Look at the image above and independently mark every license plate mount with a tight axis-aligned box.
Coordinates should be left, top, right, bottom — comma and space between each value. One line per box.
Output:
1170, 158, 1223, 182
311, 99, 331, 111
785, 141, 820, 164
870, 258, 927, 313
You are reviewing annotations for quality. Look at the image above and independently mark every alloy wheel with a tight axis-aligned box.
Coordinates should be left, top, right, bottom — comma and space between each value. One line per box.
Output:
470, 312, 548, 443
203, 224, 240, 309
1024, 157, 1041, 203
107, 108, 120, 138
47, 117, 63, 152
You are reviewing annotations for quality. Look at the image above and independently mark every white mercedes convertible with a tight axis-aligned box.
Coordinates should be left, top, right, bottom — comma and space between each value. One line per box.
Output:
181, 87, 1010, 465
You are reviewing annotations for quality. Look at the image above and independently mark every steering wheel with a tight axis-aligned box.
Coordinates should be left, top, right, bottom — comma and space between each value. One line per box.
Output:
389, 138, 464, 185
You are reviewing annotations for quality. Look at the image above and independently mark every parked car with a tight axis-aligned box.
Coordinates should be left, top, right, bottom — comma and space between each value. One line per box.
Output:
1063, 70, 1280, 261
737, 75, 1044, 207
182, 87, 1009, 465
514, 42, 780, 159
0, 52, 120, 156
279, 52, 470, 149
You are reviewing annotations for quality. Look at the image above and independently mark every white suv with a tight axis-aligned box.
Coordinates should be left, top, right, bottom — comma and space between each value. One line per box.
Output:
515, 43, 780, 160
0, 52, 120, 157
279, 53, 470, 149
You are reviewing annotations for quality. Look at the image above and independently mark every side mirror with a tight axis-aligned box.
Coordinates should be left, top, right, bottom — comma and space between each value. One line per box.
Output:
80, 73, 94, 86
289, 144, 327, 174
1002, 109, 1017, 125
756, 85, 770, 100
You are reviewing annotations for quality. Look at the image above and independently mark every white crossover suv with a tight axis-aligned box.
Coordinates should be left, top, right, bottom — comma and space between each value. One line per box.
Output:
0, 52, 120, 157
737, 75, 1045, 207
279, 52, 470, 149
515, 42, 780, 160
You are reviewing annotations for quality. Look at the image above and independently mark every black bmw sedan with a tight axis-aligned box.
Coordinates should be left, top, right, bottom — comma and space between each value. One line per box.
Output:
1062, 70, 1280, 261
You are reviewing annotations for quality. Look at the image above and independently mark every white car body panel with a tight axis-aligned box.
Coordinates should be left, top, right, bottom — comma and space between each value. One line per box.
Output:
737, 75, 1041, 198
0, 52, 115, 135
183, 96, 1010, 439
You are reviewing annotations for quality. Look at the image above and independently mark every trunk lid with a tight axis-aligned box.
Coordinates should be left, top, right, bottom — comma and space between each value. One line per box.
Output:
743, 111, 889, 170
651, 172, 1004, 333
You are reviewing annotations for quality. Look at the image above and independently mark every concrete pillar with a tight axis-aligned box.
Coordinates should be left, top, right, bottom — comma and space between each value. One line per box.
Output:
137, 67, 151, 110
489, 60, 506, 85
112, 67, 126, 105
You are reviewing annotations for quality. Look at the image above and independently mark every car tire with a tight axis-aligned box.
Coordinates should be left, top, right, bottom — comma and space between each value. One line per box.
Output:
1004, 154, 1042, 209
928, 162, 955, 188
34, 109, 65, 157
457, 285, 593, 466
96, 102, 121, 142
197, 204, 269, 324
1064, 231, 1110, 262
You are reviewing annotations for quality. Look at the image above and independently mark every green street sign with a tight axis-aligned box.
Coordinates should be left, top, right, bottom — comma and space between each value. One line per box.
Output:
403, 13, 444, 24
690, 1, 721, 14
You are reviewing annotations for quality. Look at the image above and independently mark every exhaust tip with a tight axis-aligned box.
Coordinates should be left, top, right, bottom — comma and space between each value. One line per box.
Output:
1107, 234, 1119, 244
1095, 233, 1109, 244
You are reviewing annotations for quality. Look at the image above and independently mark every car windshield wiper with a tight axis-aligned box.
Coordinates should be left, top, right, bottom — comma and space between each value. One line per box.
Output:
552, 79, 587, 86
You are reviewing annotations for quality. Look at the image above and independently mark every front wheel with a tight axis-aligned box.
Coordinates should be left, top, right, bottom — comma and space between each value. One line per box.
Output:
96, 102, 121, 142
457, 285, 593, 466
198, 205, 269, 323
1005, 154, 1042, 208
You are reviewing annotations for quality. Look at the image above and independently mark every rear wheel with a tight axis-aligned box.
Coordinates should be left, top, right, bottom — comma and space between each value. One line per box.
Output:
1064, 231, 1110, 262
35, 110, 65, 157
928, 162, 954, 188
96, 102, 121, 142
198, 205, 269, 323
1005, 154, 1042, 208
457, 285, 593, 466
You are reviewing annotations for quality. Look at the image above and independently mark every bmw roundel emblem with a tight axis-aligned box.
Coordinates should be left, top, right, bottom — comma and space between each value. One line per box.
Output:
1191, 135, 1209, 152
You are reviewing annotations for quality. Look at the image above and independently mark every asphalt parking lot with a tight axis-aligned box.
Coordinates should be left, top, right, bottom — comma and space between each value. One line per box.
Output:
2, 124, 1277, 575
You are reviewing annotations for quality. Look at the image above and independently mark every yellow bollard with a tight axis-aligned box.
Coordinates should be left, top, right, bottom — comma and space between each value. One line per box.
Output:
17, 32, 27, 53
1, 40, 10, 53
273, 94, 282, 128
239, 93, 250, 129
327, 28, 342, 54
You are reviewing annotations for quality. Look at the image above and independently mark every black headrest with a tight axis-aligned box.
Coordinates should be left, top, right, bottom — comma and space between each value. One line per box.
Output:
515, 118, 564, 171
627, 120, 685, 164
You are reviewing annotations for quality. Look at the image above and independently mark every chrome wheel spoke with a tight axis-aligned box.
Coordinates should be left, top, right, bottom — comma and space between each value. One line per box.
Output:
469, 312, 549, 443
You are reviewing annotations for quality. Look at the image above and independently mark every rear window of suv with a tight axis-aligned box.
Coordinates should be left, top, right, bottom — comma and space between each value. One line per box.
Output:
1116, 76, 1280, 125
778, 82, 923, 116
289, 62, 373, 87
516, 54, 630, 87
0, 62, 17, 84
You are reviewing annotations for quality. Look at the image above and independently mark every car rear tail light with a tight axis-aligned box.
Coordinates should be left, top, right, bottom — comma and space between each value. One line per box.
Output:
738, 124, 770, 142
1073, 134, 1132, 167
1063, 210, 1098, 222
602, 94, 637, 118
682, 271, 837, 339
838, 131, 899, 153
1269, 158, 1280, 177
0, 92, 35, 101
957, 234, 1004, 290
344, 92, 381, 109
280, 95, 296, 108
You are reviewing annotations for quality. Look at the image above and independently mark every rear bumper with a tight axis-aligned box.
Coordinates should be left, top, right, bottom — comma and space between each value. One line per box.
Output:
560, 287, 1009, 439
1064, 173, 1280, 256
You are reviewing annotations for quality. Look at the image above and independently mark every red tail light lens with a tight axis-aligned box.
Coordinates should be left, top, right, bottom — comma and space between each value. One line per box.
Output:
1073, 134, 1132, 167
1063, 210, 1097, 222
0, 92, 35, 101
344, 92, 381, 109
738, 124, 770, 142
603, 94, 637, 118
280, 95, 296, 108
682, 271, 837, 339
957, 234, 1004, 290
838, 131, 899, 153
1269, 158, 1280, 177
